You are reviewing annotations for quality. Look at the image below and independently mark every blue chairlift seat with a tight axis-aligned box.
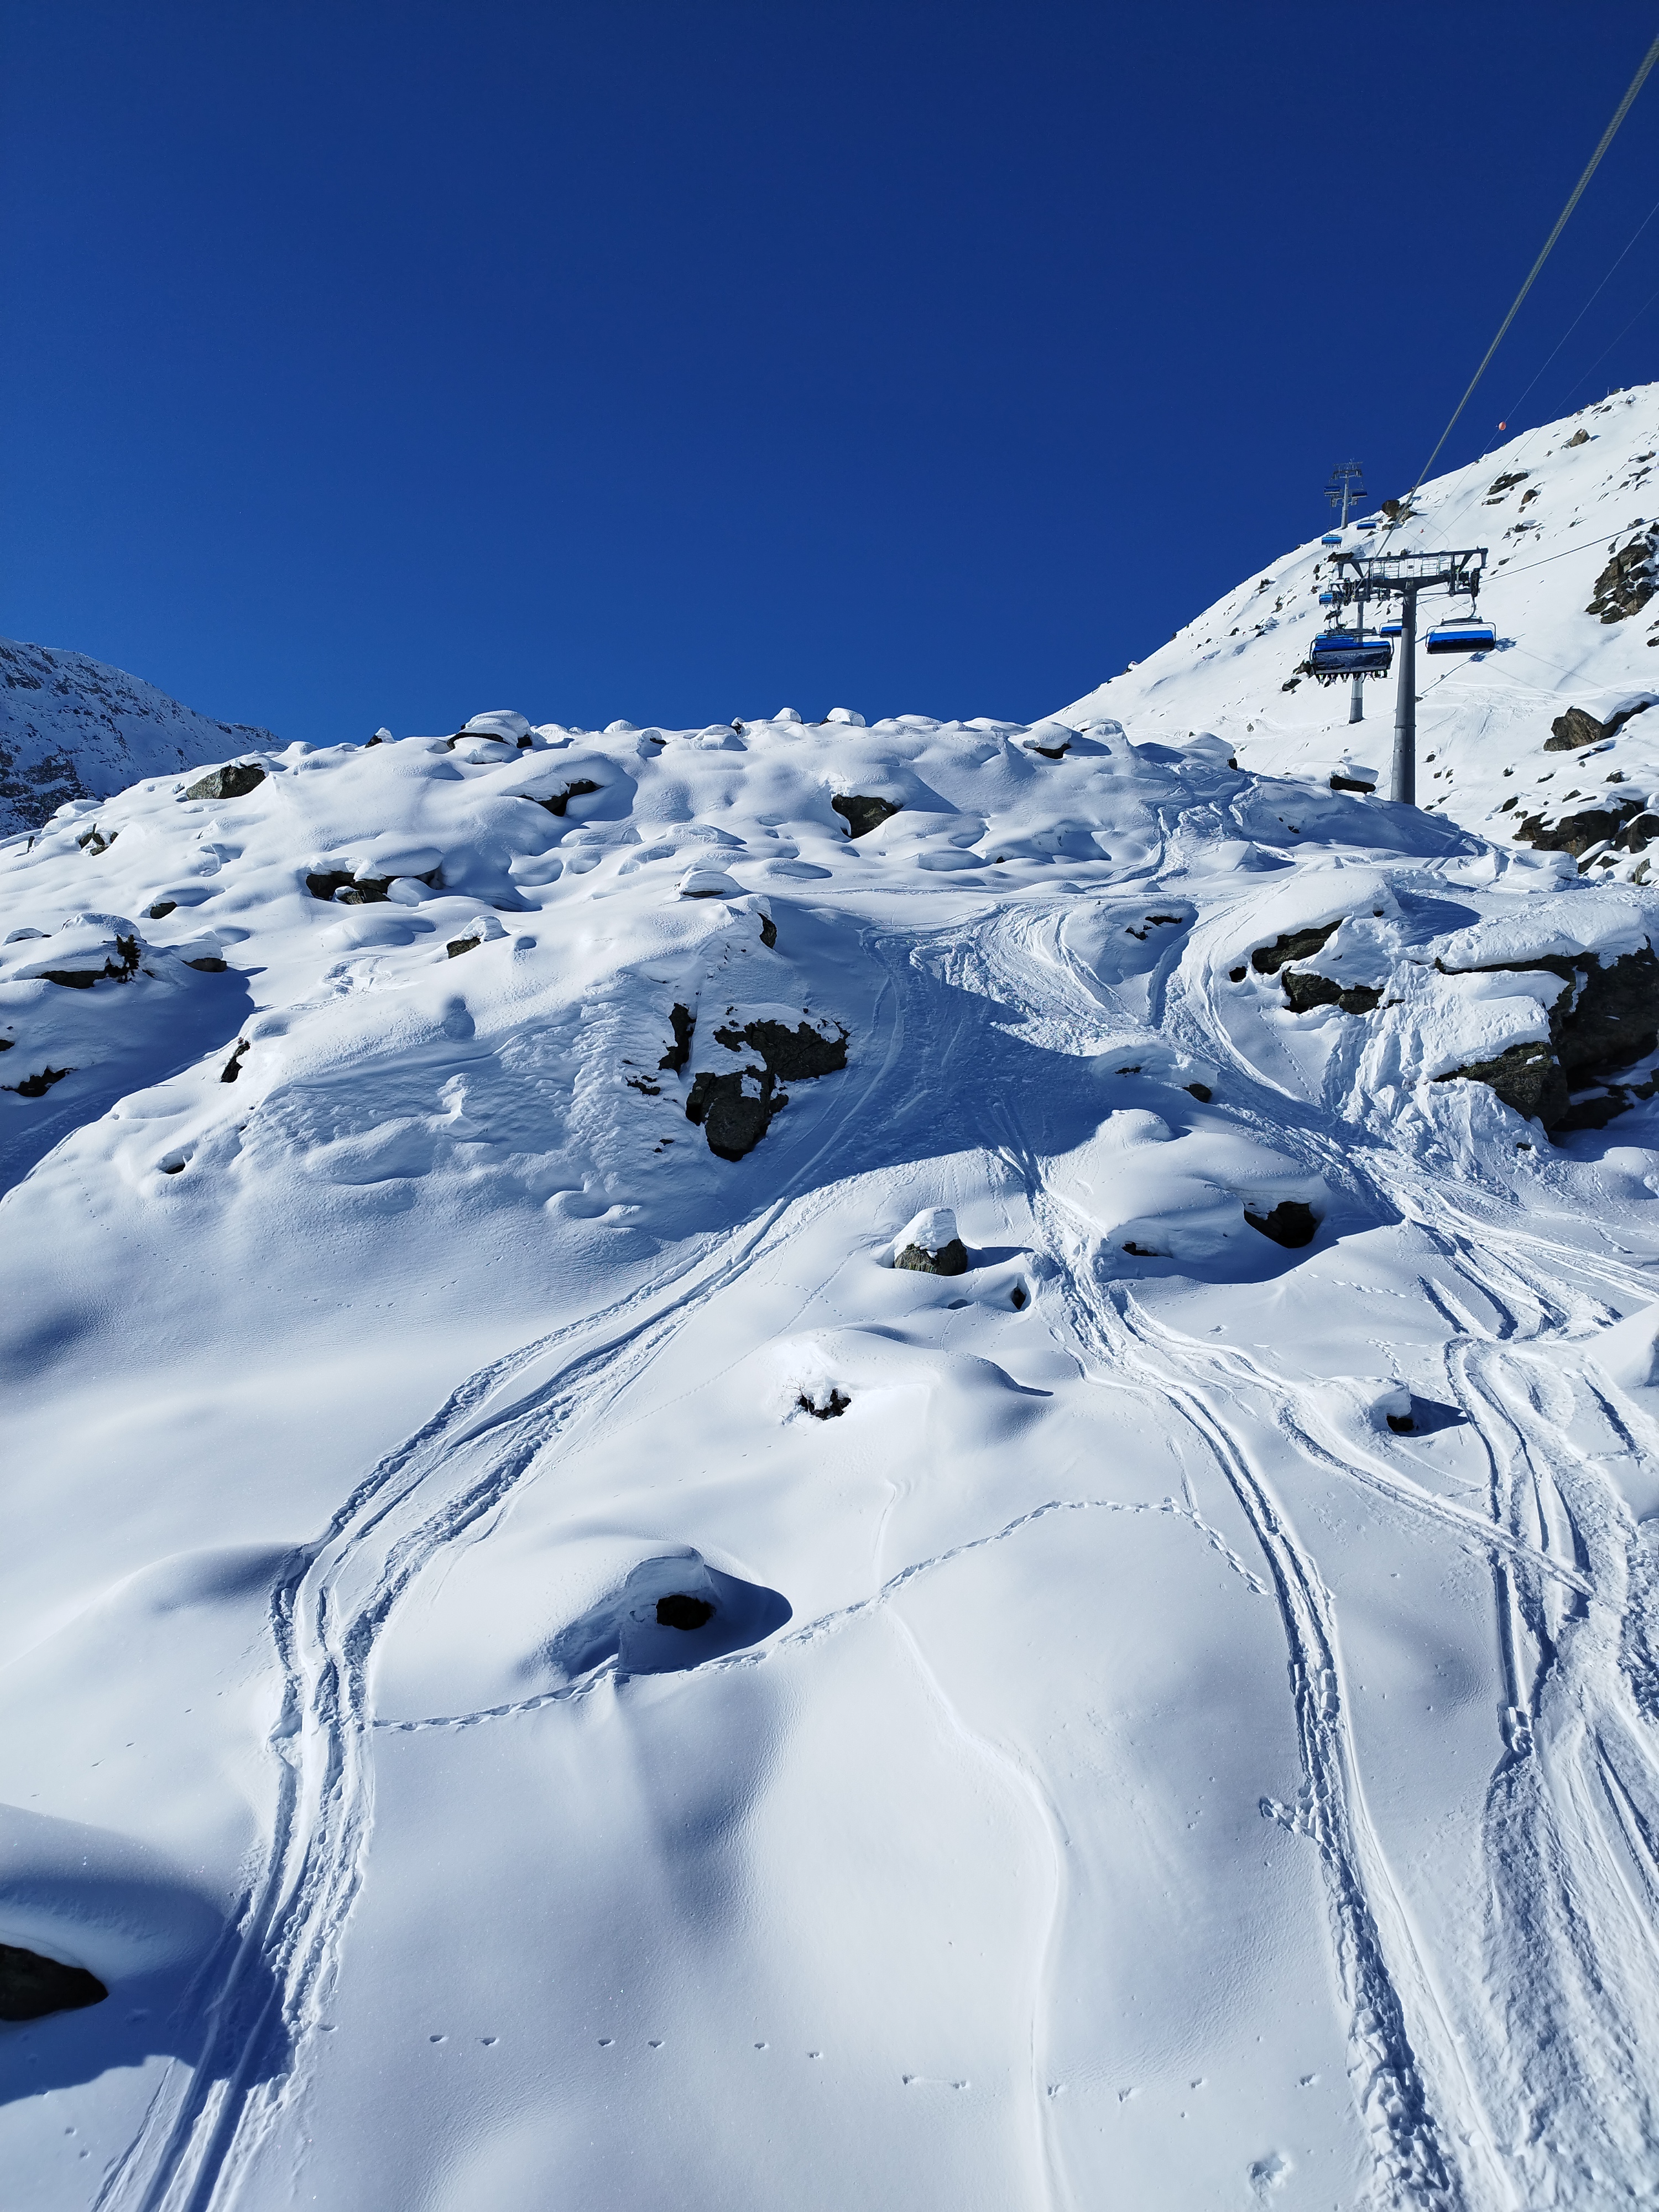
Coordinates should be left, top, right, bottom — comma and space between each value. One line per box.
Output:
1308, 631, 1393, 679
1378, 616, 1402, 636
1425, 619, 1496, 655
1318, 590, 1338, 605
1321, 533, 1343, 546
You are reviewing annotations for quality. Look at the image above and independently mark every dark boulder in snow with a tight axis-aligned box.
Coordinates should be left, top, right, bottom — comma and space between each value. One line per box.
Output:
1438, 946, 1659, 1131
1281, 970, 1381, 1016
1436, 1040, 1568, 1127
686, 1070, 778, 1160
1243, 1200, 1318, 1249
711, 1016, 847, 1082
659, 1003, 695, 1073
831, 795, 901, 839
1251, 922, 1338, 976
893, 1206, 969, 1276
1546, 706, 1610, 752
0, 1942, 107, 2021
181, 761, 265, 802
1514, 798, 1644, 858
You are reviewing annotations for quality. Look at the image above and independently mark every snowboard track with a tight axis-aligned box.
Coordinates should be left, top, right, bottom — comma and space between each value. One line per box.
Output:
96, 875, 1659, 2212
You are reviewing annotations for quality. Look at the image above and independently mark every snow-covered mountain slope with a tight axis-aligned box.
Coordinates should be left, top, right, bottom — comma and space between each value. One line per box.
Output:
6, 607, 1659, 2200
1063, 380, 1659, 873
0, 638, 279, 837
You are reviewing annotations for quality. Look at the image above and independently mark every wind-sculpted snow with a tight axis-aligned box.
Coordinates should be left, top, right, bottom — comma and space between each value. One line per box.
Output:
8, 479, 1659, 2205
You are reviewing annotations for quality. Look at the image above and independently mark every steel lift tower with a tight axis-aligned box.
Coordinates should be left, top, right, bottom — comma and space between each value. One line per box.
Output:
1325, 546, 1487, 805
1324, 461, 1366, 529
1324, 465, 1369, 722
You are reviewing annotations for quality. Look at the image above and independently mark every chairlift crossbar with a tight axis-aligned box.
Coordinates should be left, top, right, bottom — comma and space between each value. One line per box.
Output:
1327, 547, 1486, 597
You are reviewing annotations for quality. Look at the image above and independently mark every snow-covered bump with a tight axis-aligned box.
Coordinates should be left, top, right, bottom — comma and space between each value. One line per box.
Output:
679, 867, 740, 900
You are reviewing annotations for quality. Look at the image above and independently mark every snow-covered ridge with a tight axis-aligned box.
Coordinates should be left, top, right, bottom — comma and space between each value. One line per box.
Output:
8, 413, 1659, 2211
0, 636, 278, 838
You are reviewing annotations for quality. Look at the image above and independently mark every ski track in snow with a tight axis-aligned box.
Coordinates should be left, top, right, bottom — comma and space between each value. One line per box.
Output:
84, 890, 1659, 2212
10, 388, 1659, 2211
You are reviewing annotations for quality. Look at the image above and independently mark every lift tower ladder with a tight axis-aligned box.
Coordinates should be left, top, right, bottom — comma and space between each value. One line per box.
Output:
1326, 547, 1486, 806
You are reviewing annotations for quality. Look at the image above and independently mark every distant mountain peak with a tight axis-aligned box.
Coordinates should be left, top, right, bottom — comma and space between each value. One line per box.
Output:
0, 637, 278, 837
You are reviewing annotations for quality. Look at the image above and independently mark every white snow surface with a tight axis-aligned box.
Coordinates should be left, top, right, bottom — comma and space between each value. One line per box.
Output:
7, 405, 1659, 2212
0, 639, 279, 838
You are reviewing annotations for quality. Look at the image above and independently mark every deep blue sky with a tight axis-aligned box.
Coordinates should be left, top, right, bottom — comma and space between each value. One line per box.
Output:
4, 3, 1657, 740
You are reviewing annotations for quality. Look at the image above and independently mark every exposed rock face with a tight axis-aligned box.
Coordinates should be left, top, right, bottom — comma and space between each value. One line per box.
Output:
1329, 771, 1376, 793
182, 761, 266, 802
1546, 706, 1609, 752
1244, 1200, 1317, 1248
1514, 798, 1645, 857
1435, 1040, 1569, 1126
681, 1011, 848, 1159
1436, 947, 1659, 1131
305, 860, 442, 904
531, 779, 600, 817
831, 794, 901, 839
655, 1594, 714, 1630
1567, 427, 1590, 447
686, 1069, 776, 1160
1488, 471, 1530, 495
1281, 970, 1381, 1015
893, 1206, 968, 1275
3, 1064, 71, 1098
0, 1942, 107, 2021
659, 1003, 695, 1073
1585, 530, 1657, 623
1251, 922, 1338, 975
711, 1018, 847, 1081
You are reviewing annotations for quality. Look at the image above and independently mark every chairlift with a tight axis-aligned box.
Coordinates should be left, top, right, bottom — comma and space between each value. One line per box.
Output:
1307, 630, 1394, 681
1321, 532, 1343, 546
1378, 615, 1402, 636
1318, 590, 1338, 605
1424, 618, 1496, 655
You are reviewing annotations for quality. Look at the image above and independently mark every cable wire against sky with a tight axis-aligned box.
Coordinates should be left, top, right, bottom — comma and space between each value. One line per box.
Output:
1500, 190, 1659, 427
1411, 27, 1659, 498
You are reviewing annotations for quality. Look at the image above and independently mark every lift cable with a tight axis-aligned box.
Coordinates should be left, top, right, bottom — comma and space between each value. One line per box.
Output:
1501, 189, 1659, 428
1409, 29, 1659, 502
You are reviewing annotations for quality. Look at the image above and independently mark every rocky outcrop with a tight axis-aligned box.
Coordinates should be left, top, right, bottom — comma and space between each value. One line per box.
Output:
831, 795, 901, 839
659, 1004, 695, 1073
0, 1942, 107, 2021
1585, 530, 1656, 623
711, 1017, 847, 1081
686, 1069, 778, 1160
305, 859, 443, 904
1514, 797, 1646, 857
1249, 922, 1338, 977
681, 1011, 848, 1160
1546, 706, 1610, 752
530, 779, 600, 817
181, 761, 266, 802
1281, 971, 1381, 1015
1436, 946, 1659, 1131
1244, 1200, 1317, 1249
1435, 1040, 1568, 1126
893, 1206, 969, 1276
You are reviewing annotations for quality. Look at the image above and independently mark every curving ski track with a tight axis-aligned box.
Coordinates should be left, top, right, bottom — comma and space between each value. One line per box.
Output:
94, 876, 1659, 2212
